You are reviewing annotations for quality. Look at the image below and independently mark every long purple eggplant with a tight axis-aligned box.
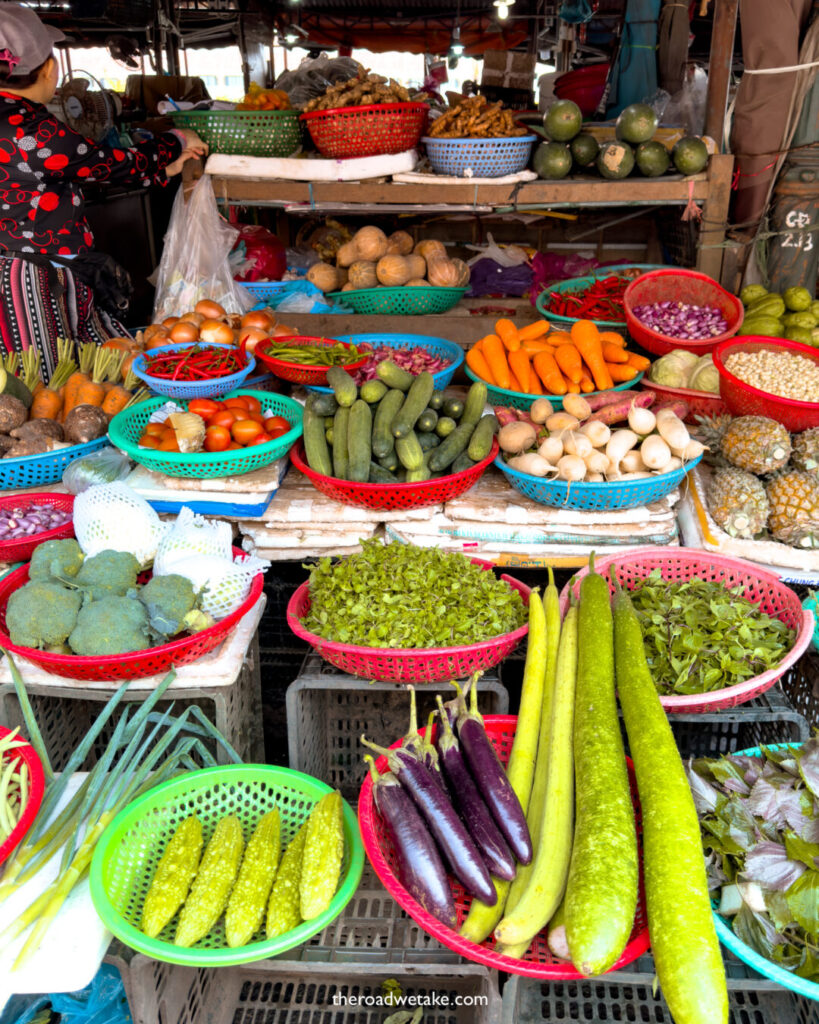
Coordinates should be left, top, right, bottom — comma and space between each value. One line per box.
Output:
435, 697, 517, 881
362, 735, 496, 906
455, 683, 533, 866
366, 756, 456, 929
403, 689, 446, 792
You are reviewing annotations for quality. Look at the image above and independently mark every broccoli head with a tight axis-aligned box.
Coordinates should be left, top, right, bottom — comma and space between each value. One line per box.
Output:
6, 580, 82, 649
137, 574, 198, 638
74, 550, 140, 601
29, 539, 84, 583
68, 596, 152, 656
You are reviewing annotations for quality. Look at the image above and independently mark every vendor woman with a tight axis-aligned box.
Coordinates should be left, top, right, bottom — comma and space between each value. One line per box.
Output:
0, 4, 207, 379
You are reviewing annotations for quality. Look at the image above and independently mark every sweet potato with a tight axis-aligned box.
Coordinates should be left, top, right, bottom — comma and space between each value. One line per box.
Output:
652, 400, 690, 421
584, 389, 643, 412
586, 391, 655, 426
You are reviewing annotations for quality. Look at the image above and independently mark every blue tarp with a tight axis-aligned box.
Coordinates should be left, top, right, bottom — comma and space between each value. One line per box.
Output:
606, 0, 661, 117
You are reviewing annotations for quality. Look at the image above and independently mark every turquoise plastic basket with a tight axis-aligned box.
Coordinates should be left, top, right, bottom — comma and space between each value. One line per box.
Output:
107, 389, 302, 479
535, 264, 669, 330
239, 280, 290, 305
465, 366, 644, 412
802, 595, 819, 652
328, 286, 466, 316
495, 452, 702, 511
711, 742, 819, 1001
0, 437, 109, 491
307, 333, 464, 394
131, 343, 256, 400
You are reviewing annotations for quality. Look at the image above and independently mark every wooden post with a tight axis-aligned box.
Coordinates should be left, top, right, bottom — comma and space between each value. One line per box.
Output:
704, 0, 740, 149
182, 158, 204, 200
697, 152, 734, 281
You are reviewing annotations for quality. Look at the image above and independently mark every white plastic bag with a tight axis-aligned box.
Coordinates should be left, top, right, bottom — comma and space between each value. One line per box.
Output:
73, 482, 168, 566
154, 506, 233, 576
152, 176, 254, 320
167, 552, 270, 620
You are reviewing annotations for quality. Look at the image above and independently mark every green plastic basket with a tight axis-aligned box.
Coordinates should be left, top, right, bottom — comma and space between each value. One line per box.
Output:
535, 263, 669, 330
107, 389, 303, 479
328, 286, 466, 316
465, 365, 644, 412
170, 109, 302, 157
89, 764, 364, 967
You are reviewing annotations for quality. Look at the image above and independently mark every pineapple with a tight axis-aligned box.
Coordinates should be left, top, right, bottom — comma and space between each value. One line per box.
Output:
699, 415, 792, 475
707, 467, 769, 539
791, 427, 819, 478
766, 470, 819, 548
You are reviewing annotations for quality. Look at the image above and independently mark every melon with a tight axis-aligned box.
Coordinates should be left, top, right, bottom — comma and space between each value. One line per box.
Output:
672, 136, 709, 175
635, 140, 671, 177
596, 141, 635, 180
570, 133, 600, 168
533, 141, 573, 180
615, 103, 658, 145
543, 100, 583, 143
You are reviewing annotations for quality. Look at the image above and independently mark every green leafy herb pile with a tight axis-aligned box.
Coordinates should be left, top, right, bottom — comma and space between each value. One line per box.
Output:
689, 741, 819, 982
302, 538, 526, 648
629, 570, 794, 695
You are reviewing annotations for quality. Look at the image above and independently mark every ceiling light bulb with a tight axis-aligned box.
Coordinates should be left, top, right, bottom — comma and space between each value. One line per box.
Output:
285, 31, 299, 44
497, 2, 509, 18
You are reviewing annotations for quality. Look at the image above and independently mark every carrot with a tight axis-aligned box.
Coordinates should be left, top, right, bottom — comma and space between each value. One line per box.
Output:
475, 334, 500, 353
507, 367, 525, 393
554, 344, 583, 384
495, 319, 521, 352
20, 349, 41, 393
102, 383, 132, 416
533, 350, 567, 395
483, 334, 511, 390
106, 350, 126, 383
517, 320, 551, 342
3, 352, 19, 376
509, 349, 533, 393
598, 330, 627, 348
521, 338, 555, 357
30, 339, 77, 420
606, 362, 640, 382
579, 372, 595, 393
602, 343, 629, 364
571, 320, 613, 392
62, 343, 96, 421
466, 346, 497, 386
625, 351, 651, 372
548, 330, 574, 348
566, 380, 581, 393
528, 370, 544, 395
75, 348, 114, 408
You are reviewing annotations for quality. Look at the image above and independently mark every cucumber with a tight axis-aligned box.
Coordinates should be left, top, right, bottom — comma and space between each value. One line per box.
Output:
346, 399, 372, 483
391, 371, 435, 439
428, 422, 473, 472
467, 414, 499, 461
418, 432, 441, 452
405, 464, 432, 482
443, 397, 464, 420
332, 406, 350, 480
435, 416, 457, 438
325, 427, 334, 445
450, 452, 476, 474
312, 392, 338, 417
377, 451, 399, 473
360, 379, 388, 404
302, 401, 333, 477
428, 390, 446, 411
395, 432, 424, 471
565, 556, 638, 977
324, 417, 335, 429
416, 409, 439, 433
376, 359, 414, 391
613, 586, 727, 1024
372, 389, 404, 460
462, 381, 488, 426
326, 367, 358, 408
368, 461, 398, 483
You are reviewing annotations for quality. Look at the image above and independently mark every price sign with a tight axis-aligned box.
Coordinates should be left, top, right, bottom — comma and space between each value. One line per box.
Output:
782, 209, 816, 253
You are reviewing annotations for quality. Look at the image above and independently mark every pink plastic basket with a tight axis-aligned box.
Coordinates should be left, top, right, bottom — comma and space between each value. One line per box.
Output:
559, 548, 812, 713
638, 380, 728, 424
358, 715, 649, 978
0, 724, 45, 866
287, 558, 530, 683
0, 493, 75, 565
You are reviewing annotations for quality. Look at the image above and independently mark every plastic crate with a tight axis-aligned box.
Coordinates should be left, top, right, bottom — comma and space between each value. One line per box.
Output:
128, 957, 502, 1024
0, 634, 264, 769
286, 651, 509, 799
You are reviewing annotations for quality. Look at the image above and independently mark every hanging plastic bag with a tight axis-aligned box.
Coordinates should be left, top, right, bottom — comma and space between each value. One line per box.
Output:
62, 449, 132, 495
73, 482, 168, 567
152, 176, 254, 321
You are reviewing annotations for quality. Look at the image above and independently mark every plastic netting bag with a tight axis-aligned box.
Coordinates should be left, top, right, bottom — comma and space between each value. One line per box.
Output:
152, 176, 254, 321
74, 482, 168, 567
166, 552, 269, 620
153, 506, 233, 576
662, 66, 708, 137
62, 449, 132, 495
273, 54, 361, 109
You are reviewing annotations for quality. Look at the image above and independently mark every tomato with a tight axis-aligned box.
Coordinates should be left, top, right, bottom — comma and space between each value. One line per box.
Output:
159, 438, 180, 452
224, 397, 251, 412
266, 424, 289, 440
204, 425, 232, 452
246, 432, 273, 446
139, 436, 161, 450
188, 398, 221, 419
232, 418, 264, 445
208, 409, 239, 430
248, 412, 265, 425
242, 395, 262, 414
144, 423, 165, 438
227, 442, 243, 450
264, 415, 291, 434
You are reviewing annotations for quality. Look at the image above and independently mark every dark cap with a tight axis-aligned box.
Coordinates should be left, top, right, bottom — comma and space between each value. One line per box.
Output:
0, 4, 65, 77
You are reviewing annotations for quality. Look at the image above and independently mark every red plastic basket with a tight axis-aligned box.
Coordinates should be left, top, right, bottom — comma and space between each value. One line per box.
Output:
713, 337, 819, 432
638, 380, 728, 424
623, 269, 744, 357
0, 493, 75, 565
301, 102, 429, 160
287, 558, 530, 683
559, 548, 813, 713
289, 438, 499, 512
358, 715, 649, 978
0, 724, 45, 866
253, 336, 369, 386
0, 548, 265, 681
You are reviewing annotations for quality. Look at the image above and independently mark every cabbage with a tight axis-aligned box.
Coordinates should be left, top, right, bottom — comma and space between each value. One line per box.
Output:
649, 353, 693, 388
689, 354, 720, 394
669, 348, 701, 371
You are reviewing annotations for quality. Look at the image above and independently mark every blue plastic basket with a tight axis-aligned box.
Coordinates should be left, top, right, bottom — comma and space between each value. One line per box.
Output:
131, 343, 256, 400
423, 135, 537, 178
711, 742, 819, 1002
494, 452, 702, 511
307, 333, 464, 394
535, 264, 670, 330
802, 594, 819, 652
0, 436, 110, 491
465, 366, 644, 413
238, 280, 290, 304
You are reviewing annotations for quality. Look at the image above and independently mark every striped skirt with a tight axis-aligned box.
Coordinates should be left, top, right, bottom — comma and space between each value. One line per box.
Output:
0, 255, 127, 383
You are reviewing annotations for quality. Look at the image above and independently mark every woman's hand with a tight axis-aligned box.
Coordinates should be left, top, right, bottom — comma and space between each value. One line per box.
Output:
176, 129, 208, 157
165, 148, 201, 178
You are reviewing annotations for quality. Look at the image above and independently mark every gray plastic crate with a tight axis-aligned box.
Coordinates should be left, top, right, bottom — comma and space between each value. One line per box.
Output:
286, 652, 509, 799
129, 957, 501, 1024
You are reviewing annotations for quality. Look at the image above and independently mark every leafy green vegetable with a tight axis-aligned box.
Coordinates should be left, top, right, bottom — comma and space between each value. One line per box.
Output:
302, 538, 526, 649
629, 570, 794, 695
